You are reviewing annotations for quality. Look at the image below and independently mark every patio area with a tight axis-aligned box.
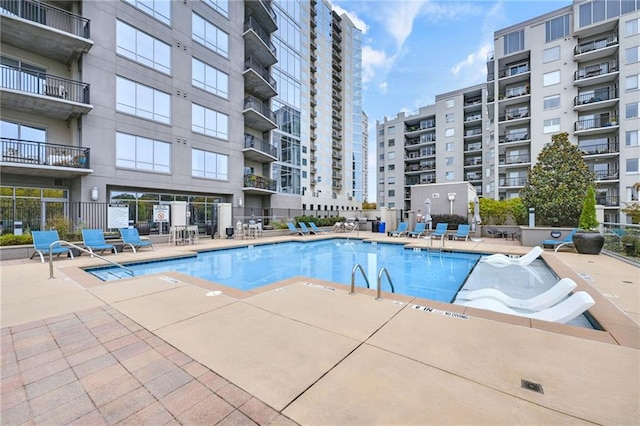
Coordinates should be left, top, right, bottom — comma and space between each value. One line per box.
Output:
1, 232, 638, 425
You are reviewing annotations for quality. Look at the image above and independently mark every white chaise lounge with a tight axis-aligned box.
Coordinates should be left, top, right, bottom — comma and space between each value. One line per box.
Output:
480, 246, 544, 266
456, 277, 578, 311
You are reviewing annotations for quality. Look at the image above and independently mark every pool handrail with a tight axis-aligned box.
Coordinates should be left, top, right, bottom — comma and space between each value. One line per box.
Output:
48, 240, 134, 279
376, 267, 395, 300
350, 263, 370, 294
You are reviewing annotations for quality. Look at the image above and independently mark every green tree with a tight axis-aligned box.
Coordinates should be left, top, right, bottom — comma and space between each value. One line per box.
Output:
578, 186, 599, 231
520, 132, 594, 227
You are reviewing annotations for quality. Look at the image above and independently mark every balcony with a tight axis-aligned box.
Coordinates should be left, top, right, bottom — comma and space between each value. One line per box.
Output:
464, 128, 482, 138
243, 57, 277, 99
243, 134, 277, 163
331, 151, 342, 159
499, 130, 530, 144
0, 0, 92, 64
243, 173, 276, 194
245, 0, 277, 34
464, 157, 482, 167
593, 169, 619, 181
501, 109, 530, 122
574, 116, 618, 135
574, 33, 618, 61
0, 138, 92, 178
499, 153, 530, 166
574, 61, 618, 87
466, 172, 481, 181
579, 140, 619, 157
498, 63, 529, 79
574, 87, 618, 111
498, 85, 529, 101
464, 142, 482, 152
596, 195, 619, 207
243, 17, 277, 67
243, 96, 277, 131
500, 177, 528, 188
1, 65, 92, 120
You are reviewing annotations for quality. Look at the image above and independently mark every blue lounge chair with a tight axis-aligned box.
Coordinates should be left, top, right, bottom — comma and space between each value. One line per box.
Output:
82, 229, 117, 256
429, 223, 449, 244
388, 222, 409, 237
453, 224, 470, 241
541, 228, 577, 252
120, 228, 154, 253
408, 222, 427, 238
309, 222, 327, 234
299, 222, 313, 235
30, 230, 73, 263
287, 222, 306, 236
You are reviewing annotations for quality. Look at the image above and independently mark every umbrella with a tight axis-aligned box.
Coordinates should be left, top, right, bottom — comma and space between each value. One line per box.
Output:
424, 198, 433, 230
472, 197, 482, 231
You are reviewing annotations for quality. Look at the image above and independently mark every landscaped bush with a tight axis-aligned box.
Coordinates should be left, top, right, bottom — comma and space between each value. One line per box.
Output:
429, 214, 467, 230
0, 234, 33, 246
294, 215, 345, 227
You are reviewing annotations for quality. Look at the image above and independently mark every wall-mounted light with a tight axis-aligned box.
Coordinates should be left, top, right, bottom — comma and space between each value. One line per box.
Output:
90, 186, 99, 201
447, 193, 456, 215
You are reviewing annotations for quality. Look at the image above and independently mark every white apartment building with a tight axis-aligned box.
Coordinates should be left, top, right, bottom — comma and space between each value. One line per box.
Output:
377, 0, 640, 224
0, 0, 365, 233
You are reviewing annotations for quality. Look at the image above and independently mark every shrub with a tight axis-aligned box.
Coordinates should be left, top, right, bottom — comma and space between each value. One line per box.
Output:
294, 215, 345, 227
0, 234, 33, 246
578, 186, 599, 232
429, 214, 467, 230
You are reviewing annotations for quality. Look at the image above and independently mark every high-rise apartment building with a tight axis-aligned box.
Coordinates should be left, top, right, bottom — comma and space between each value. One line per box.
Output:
0, 0, 364, 232
377, 0, 639, 223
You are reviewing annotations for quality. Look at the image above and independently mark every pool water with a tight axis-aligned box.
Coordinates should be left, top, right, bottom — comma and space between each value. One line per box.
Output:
87, 240, 482, 302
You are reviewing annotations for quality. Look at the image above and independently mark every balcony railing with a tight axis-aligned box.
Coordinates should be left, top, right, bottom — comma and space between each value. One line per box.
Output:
579, 141, 618, 155
244, 57, 276, 89
243, 173, 276, 191
594, 169, 619, 180
499, 85, 529, 99
498, 64, 529, 78
1, 65, 90, 104
244, 17, 276, 56
243, 95, 275, 121
0, 0, 90, 38
575, 116, 618, 131
574, 87, 617, 106
244, 134, 277, 158
1, 138, 90, 168
499, 130, 529, 143
499, 153, 530, 164
574, 34, 618, 55
501, 177, 528, 187
596, 196, 619, 207
575, 61, 618, 81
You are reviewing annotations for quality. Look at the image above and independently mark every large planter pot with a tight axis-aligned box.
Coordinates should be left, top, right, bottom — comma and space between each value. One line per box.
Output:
572, 232, 605, 255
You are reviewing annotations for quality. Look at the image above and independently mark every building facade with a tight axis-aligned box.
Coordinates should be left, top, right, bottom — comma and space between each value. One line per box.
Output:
377, 0, 639, 223
0, 0, 365, 233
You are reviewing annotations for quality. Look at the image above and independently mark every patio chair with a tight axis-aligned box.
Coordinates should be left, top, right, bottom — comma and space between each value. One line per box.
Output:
299, 222, 313, 235
407, 222, 427, 238
486, 227, 504, 238
82, 229, 117, 256
540, 228, 578, 252
309, 222, 327, 234
428, 223, 448, 243
456, 277, 578, 311
287, 222, 306, 236
30, 230, 73, 263
388, 222, 409, 237
453, 224, 470, 241
458, 291, 595, 324
119, 228, 154, 253
481, 246, 544, 266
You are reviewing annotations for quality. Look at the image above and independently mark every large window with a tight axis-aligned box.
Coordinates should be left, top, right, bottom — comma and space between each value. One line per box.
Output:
543, 118, 560, 133
626, 158, 639, 174
116, 132, 170, 173
546, 14, 570, 42
626, 46, 639, 64
1, 119, 45, 142
626, 74, 639, 91
123, 0, 170, 25
116, 21, 171, 74
116, 76, 171, 124
543, 70, 560, 86
192, 58, 228, 98
192, 148, 228, 180
627, 18, 640, 36
543, 46, 560, 63
626, 130, 639, 146
203, 0, 228, 18
543, 94, 561, 110
192, 13, 229, 57
626, 102, 639, 119
579, 0, 638, 28
504, 29, 524, 55
192, 103, 228, 140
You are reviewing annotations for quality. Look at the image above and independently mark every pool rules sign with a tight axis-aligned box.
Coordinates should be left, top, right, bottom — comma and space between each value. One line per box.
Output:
153, 205, 170, 224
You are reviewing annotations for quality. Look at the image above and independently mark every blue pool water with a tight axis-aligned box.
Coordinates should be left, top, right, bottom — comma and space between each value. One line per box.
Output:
87, 240, 482, 302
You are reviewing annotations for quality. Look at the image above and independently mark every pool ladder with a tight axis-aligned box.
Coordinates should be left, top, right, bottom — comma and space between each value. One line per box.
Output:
47, 240, 134, 279
350, 264, 395, 301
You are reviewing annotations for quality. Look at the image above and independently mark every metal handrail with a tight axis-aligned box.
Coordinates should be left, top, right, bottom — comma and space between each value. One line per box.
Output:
376, 268, 395, 300
48, 240, 134, 279
349, 263, 370, 294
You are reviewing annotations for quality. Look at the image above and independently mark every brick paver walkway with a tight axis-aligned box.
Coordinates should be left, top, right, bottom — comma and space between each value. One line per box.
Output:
1, 306, 298, 425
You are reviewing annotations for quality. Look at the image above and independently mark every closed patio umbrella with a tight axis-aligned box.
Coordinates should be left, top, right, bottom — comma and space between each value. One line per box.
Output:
424, 198, 433, 231
472, 197, 482, 234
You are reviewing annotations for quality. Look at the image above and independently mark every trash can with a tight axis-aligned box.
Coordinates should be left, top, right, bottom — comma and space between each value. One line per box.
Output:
13, 221, 23, 236
379, 222, 386, 234
371, 220, 379, 233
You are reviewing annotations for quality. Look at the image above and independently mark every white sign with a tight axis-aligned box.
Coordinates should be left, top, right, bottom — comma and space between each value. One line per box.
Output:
153, 205, 170, 223
107, 204, 130, 229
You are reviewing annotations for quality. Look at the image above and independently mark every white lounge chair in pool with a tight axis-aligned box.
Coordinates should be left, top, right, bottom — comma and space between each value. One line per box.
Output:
460, 291, 595, 324
480, 246, 543, 266
456, 278, 578, 311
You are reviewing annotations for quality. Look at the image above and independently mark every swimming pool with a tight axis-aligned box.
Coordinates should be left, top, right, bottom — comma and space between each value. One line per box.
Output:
87, 240, 482, 302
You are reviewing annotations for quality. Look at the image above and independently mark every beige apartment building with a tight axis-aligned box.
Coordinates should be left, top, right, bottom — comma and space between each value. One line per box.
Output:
0, 0, 365, 233
377, 0, 639, 224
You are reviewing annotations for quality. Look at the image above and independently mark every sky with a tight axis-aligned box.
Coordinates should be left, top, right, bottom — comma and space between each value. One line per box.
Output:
330, 0, 573, 202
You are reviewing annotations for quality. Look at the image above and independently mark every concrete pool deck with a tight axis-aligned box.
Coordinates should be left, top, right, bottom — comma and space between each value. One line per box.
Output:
1, 231, 638, 424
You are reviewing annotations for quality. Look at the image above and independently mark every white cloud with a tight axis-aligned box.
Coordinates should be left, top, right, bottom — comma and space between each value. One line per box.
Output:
378, 81, 388, 94
332, 5, 368, 33
381, 0, 427, 48
362, 45, 393, 83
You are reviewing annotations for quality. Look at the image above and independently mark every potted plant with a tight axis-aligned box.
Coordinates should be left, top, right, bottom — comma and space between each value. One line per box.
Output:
572, 186, 605, 254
